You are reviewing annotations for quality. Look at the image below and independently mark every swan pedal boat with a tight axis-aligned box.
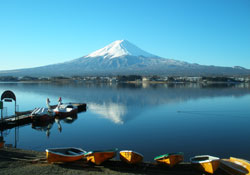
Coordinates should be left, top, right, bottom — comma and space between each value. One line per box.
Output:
119, 150, 143, 164
154, 152, 184, 167
46, 147, 86, 163
84, 148, 118, 165
190, 155, 220, 174
53, 104, 78, 117
220, 157, 250, 175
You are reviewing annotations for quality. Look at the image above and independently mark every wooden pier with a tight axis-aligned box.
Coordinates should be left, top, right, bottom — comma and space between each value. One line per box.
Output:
0, 103, 87, 131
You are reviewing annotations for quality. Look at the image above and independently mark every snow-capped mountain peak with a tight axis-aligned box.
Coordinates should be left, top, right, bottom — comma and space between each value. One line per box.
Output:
1, 39, 250, 77
86, 40, 156, 59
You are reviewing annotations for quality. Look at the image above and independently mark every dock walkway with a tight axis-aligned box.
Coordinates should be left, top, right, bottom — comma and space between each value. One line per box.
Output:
0, 103, 86, 131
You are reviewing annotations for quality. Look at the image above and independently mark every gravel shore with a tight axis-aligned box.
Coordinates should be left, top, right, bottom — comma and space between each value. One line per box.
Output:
0, 147, 227, 175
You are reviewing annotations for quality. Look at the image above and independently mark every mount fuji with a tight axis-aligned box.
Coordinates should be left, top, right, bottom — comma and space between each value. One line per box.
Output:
0, 40, 250, 76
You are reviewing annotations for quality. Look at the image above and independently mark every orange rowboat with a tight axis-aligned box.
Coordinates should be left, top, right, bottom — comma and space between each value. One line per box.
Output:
220, 157, 250, 175
46, 147, 86, 163
190, 155, 220, 174
84, 148, 118, 165
120, 150, 143, 164
154, 152, 184, 167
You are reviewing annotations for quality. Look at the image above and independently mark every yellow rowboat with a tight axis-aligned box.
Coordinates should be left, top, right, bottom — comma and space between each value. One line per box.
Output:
190, 155, 220, 174
84, 148, 118, 165
154, 152, 184, 167
119, 150, 143, 164
46, 147, 86, 163
220, 157, 250, 175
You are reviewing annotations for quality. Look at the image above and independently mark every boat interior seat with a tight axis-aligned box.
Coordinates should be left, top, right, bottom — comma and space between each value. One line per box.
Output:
67, 150, 78, 155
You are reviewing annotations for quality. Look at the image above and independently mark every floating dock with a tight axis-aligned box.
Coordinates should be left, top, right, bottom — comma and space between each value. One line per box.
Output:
0, 103, 87, 131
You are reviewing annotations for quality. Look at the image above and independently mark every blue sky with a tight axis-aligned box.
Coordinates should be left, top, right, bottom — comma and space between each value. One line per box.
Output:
0, 0, 249, 70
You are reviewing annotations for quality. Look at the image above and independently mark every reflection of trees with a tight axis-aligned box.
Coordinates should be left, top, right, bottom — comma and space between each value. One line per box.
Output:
201, 83, 236, 88
117, 83, 142, 89
1, 82, 250, 107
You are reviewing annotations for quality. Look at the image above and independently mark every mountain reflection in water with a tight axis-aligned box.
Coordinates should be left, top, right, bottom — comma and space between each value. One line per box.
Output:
1, 82, 249, 124
1, 82, 250, 161
88, 103, 126, 124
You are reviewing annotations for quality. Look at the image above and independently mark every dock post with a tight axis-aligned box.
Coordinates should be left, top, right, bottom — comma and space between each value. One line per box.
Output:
15, 100, 17, 123
0, 101, 3, 126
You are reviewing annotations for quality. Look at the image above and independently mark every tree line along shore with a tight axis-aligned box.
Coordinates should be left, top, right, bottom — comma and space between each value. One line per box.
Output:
0, 75, 250, 83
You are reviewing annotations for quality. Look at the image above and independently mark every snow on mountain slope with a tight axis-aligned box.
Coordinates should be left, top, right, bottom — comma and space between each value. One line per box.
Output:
87, 40, 156, 59
67, 40, 189, 68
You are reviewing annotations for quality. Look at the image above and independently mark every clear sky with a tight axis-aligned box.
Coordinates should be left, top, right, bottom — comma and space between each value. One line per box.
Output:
0, 0, 249, 70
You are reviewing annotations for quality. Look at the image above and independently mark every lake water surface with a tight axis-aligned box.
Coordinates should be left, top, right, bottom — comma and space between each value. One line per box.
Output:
1, 82, 250, 161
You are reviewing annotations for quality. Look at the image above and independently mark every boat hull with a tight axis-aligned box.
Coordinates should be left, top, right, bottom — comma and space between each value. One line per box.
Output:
190, 155, 220, 174
31, 114, 53, 122
54, 104, 78, 118
220, 157, 250, 175
46, 147, 86, 163
119, 150, 143, 164
30, 107, 54, 122
154, 152, 184, 167
54, 109, 77, 118
84, 149, 117, 165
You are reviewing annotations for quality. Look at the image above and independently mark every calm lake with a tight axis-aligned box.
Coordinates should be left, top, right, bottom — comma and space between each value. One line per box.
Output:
1, 82, 250, 161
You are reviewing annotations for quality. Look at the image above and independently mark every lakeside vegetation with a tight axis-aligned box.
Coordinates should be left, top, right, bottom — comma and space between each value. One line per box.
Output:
0, 75, 250, 83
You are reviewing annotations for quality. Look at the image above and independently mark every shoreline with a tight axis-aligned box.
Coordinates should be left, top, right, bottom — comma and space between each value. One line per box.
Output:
0, 80, 249, 84
0, 147, 227, 175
